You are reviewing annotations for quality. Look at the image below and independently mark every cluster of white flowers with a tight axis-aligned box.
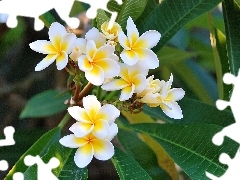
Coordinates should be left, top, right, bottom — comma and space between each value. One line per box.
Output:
59, 95, 119, 168
29, 16, 185, 168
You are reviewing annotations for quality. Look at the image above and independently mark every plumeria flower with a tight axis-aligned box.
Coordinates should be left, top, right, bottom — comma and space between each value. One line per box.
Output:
102, 62, 148, 101
59, 127, 117, 168
85, 27, 106, 48
69, 38, 86, 62
78, 40, 120, 86
137, 75, 161, 97
140, 74, 185, 119
101, 21, 122, 41
68, 95, 120, 139
29, 22, 76, 71
118, 17, 161, 69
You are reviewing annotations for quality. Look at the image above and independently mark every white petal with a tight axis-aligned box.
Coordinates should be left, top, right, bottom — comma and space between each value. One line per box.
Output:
120, 49, 139, 66
59, 134, 85, 148
75, 38, 87, 54
85, 27, 106, 48
69, 122, 94, 137
74, 145, 93, 168
101, 79, 129, 91
119, 84, 135, 101
29, 40, 57, 54
98, 104, 120, 124
86, 40, 97, 60
135, 48, 159, 69
167, 74, 174, 90
161, 101, 183, 119
93, 139, 114, 160
78, 55, 93, 72
140, 93, 160, 107
35, 54, 58, 71
61, 33, 76, 54
118, 32, 131, 50
94, 45, 114, 60
128, 61, 149, 77
85, 65, 105, 86
68, 106, 90, 123
105, 123, 118, 141
110, 54, 119, 61
56, 51, 68, 70
82, 95, 101, 112
127, 17, 139, 46
134, 30, 161, 49
48, 22, 67, 44
95, 59, 120, 78
92, 120, 109, 139
168, 88, 185, 101
133, 74, 147, 93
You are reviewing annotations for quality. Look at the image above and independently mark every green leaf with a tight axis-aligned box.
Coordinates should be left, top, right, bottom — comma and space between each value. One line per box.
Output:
215, 28, 232, 100
157, 46, 197, 65
96, 9, 110, 29
0, 129, 46, 165
117, 129, 172, 180
170, 60, 218, 104
126, 123, 239, 180
112, 147, 152, 180
222, 0, 240, 75
20, 89, 70, 119
5, 128, 61, 180
138, 0, 222, 52
116, 0, 148, 29
143, 98, 234, 127
23, 143, 88, 180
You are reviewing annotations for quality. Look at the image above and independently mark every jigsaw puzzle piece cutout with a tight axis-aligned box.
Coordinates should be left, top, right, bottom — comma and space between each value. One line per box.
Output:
0, 160, 8, 171
77, 0, 122, 29
0, 0, 80, 30
0, 126, 15, 147
24, 155, 60, 180
206, 148, 240, 180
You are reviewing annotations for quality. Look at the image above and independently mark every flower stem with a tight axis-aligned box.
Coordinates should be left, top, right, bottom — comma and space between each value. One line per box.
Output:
58, 112, 71, 130
78, 82, 93, 99
73, 85, 80, 102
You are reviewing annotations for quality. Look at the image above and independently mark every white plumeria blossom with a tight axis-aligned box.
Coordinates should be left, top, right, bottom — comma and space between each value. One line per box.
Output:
118, 17, 161, 69
101, 21, 122, 40
29, 22, 76, 71
140, 74, 185, 119
68, 95, 120, 139
78, 40, 120, 86
59, 122, 118, 168
102, 62, 148, 101
69, 38, 86, 62
85, 27, 106, 48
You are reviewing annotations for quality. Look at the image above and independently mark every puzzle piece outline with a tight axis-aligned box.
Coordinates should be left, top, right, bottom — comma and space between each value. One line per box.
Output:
0, 126, 15, 172
206, 69, 240, 179
0, 0, 122, 30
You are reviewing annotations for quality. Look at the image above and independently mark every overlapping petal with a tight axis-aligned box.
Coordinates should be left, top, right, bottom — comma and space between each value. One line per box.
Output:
101, 79, 129, 91
60, 33, 77, 53
92, 120, 109, 138
127, 17, 139, 46
94, 59, 120, 78
134, 30, 161, 49
93, 139, 114, 160
29, 40, 57, 54
69, 122, 94, 138
48, 22, 67, 45
160, 101, 183, 119
97, 104, 120, 124
85, 27, 106, 48
120, 50, 139, 66
35, 54, 58, 71
133, 74, 147, 93
105, 123, 118, 141
59, 134, 87, 148
78, 55, 93, 71
85, 65, 105, 86
68, 106, 90, 123
120, 85, 135, 101
74, 143, 94, 168
56, 51, 68, 70
168, 88, 185, 101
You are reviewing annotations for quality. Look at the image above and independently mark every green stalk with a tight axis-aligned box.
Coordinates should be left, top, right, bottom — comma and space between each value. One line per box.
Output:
58, 113, 71, 130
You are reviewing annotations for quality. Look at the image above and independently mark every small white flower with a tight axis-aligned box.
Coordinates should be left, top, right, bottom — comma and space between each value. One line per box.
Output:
102, 62, 148, 101
69, 38, 86, 62
140, 74, 185, 119
101, 21, 122, 41
68, 95, 120, 139
59, 131, 116, 168
118, 17, 161, 69
29, 22, 76, 71
78, 40, 120, 86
